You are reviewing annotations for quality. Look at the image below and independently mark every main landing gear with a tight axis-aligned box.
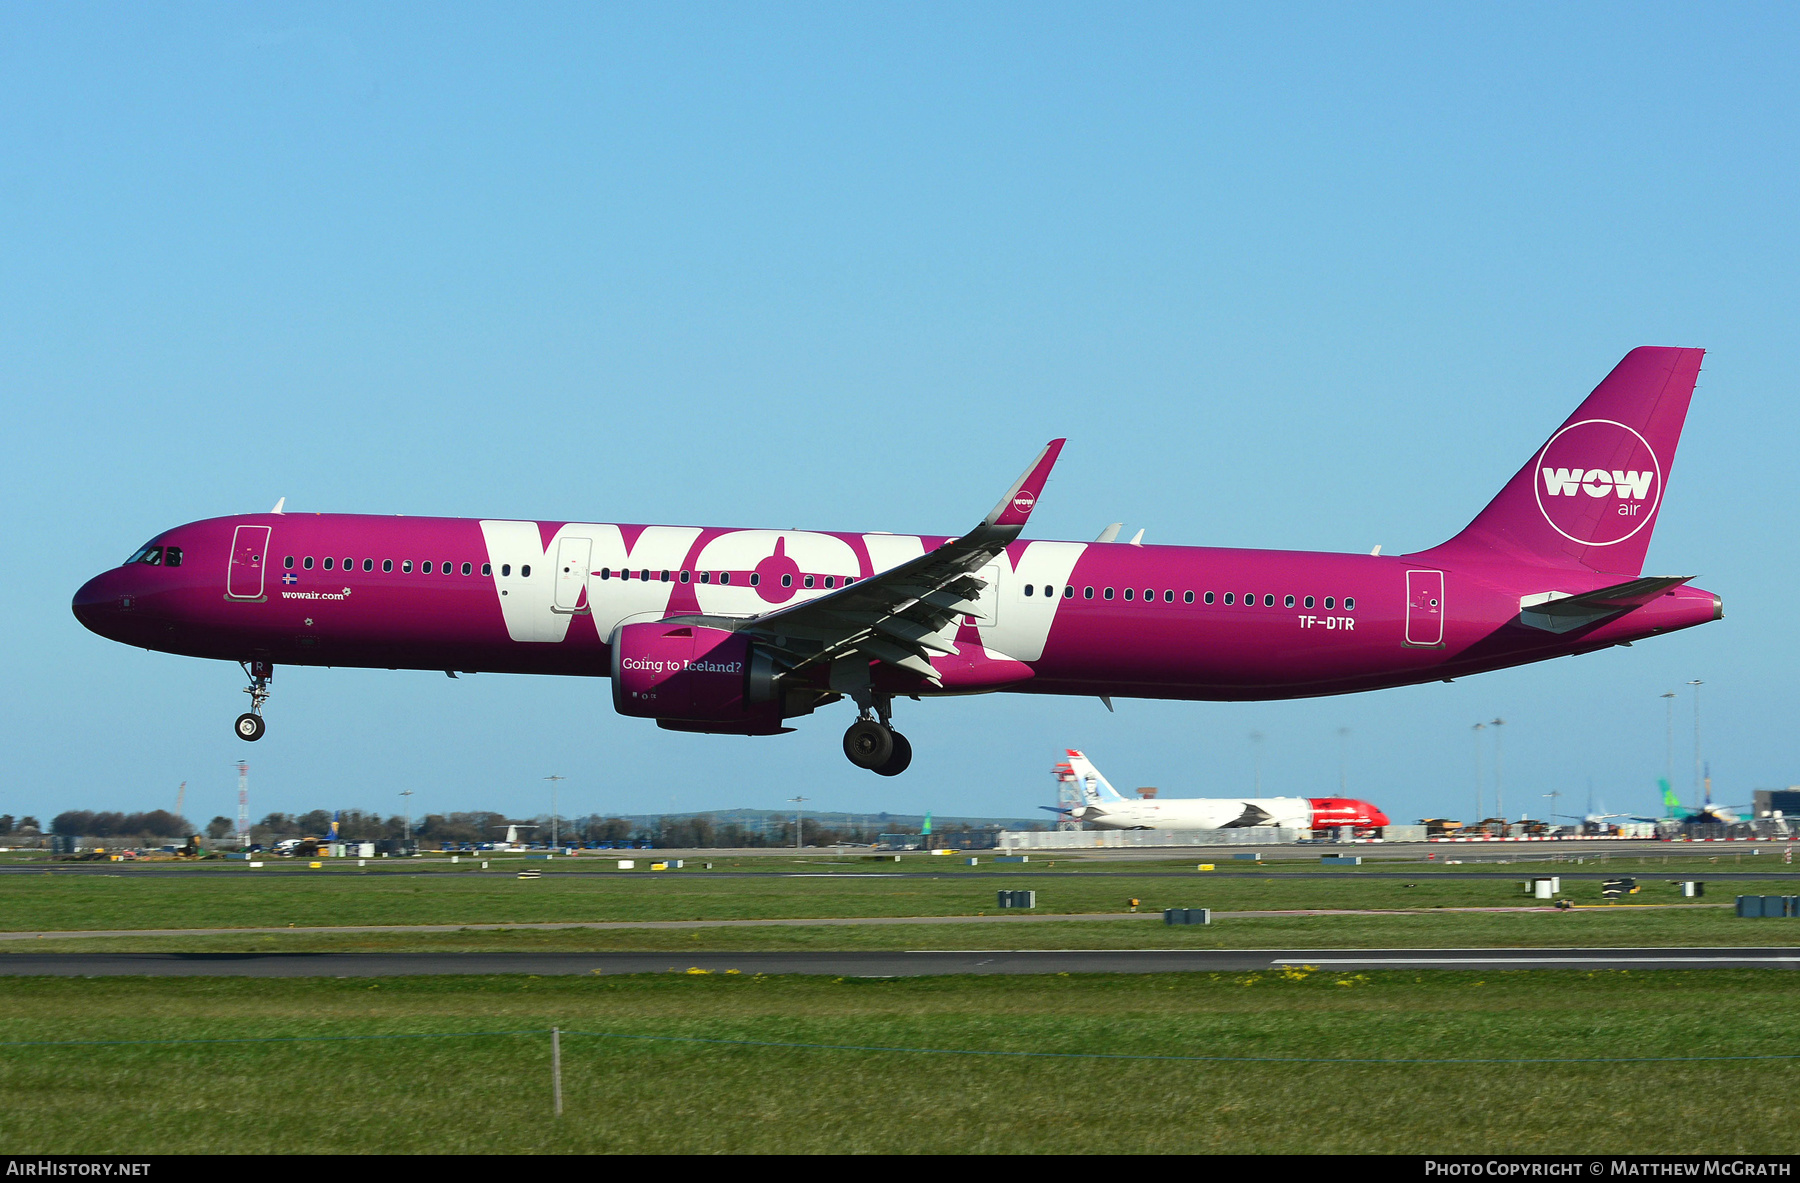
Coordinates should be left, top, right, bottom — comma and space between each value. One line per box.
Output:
842, 693, 912, 776
235, 660, 272, 742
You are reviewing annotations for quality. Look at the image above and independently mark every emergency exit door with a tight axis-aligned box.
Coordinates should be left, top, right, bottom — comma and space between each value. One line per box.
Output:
553, 537, 592, 613
1404, 569, 1444, 647
227, 524, 272, 600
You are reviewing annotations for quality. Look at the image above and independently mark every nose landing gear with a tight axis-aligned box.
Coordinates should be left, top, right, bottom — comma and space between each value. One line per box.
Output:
841, 693, 913, 776
235, 660, 272, 742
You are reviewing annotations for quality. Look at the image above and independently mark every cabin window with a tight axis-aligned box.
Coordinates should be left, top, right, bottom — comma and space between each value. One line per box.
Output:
823, 577, 834, 589
1344, 597, 1355, 611
421, 562, 431, 573
385, 561, 394, 573
481, 563, 491, 576
501, 564, 510, 576
323, 558, 334, 571
679, 570, 690, 583
750, 573, 761, 587
1184, 591, 1194, 604
462, 562, 472, 575
1223, 593, 1234, 605
1084, 586, 1094, 600
1104, 587, 1114, 600
781, 574, 793, 588
1122, 588, 1133, 601
599, 569, 610, 580
1164, 589, 1174, 603
1243, 592, 1254, 605
1203, 592, 1213, 604
520, 565, 531, 577
720, 572, 732, 585
284, 556, 294, 569
364, 559, 374, 572
442, 561, 452, 575
803, 575, 814, 589
699, 572, 710, 584
1044, 585, 1054, 598
1064, 586, 1074, 598
1304, 596, 1315, 609
303, 557, 314, 570
343, 558, 352, 571
1260, 594, 1271, 607
1024, 584, 1034, 597
401, 561, 411, 573
1284, 595, 1294, 608
1324, 596, 1335, 610
660, 570, 669, 582
1145, 588, 1155, 602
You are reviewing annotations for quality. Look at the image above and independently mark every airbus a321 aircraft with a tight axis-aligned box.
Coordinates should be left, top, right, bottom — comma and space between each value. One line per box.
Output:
1051, 749, 1389, 832
73, 347, 1719, 777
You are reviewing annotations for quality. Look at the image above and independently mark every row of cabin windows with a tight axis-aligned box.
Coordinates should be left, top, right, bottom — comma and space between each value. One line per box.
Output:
268, 553, 1350, 611
598, 569, 858, 588
284, 556, 498, 577
1022, 583, 1354, 611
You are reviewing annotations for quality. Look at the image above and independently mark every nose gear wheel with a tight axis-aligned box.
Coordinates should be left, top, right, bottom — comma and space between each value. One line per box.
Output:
235, 661, 272, 742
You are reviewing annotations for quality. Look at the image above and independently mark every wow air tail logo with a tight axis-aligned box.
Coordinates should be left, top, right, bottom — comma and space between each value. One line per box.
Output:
1533, 418, 1662, 547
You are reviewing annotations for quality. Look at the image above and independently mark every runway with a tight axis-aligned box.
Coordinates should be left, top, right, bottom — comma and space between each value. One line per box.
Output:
0, 947, 1794, 976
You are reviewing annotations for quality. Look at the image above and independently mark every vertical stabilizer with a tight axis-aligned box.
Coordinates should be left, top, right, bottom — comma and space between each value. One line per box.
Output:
1416, 347, 1703, 577
1064, 749, 1127, 804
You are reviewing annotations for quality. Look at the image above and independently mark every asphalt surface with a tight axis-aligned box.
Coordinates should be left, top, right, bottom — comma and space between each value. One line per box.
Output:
3, 865, 1794, 880
0, 947, 1795, 976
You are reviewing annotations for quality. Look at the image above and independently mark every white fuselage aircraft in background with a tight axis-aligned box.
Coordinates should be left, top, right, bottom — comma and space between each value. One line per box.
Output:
1053, 750, 1389, 832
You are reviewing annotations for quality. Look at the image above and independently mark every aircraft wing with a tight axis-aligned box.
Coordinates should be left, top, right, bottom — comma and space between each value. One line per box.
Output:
667, 440, 1066, 683
1516, 576, 1692, 634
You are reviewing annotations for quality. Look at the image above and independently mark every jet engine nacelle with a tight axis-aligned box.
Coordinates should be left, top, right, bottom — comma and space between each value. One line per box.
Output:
609, 622, 787, 735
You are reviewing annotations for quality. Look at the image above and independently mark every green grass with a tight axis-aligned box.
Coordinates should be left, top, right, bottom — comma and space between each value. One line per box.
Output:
0, 971, 1795, 1153
5, 857, 1794, 934
13, 905, 1796, 953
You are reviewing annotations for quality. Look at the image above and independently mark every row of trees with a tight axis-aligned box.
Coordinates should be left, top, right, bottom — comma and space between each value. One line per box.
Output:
21, 808, 1024, 848
52, 810, 195, 840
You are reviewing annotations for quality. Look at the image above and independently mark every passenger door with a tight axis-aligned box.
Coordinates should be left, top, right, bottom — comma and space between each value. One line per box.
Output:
1404, 569, 1444, 647
227, 525, 272, 600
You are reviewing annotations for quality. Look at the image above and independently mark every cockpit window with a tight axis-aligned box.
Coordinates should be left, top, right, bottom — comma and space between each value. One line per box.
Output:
163, 546, 182, 568
125, 544, 163, 566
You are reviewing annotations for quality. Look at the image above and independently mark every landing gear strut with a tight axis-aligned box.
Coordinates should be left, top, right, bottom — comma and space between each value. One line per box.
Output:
235, 660, 272, 742
842, 693, 913, 776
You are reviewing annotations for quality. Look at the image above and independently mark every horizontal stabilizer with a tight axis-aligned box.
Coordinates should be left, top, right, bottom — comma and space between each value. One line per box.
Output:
1516, 576, 1692, 634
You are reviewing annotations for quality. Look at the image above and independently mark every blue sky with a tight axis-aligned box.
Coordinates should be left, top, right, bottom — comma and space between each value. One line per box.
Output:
3, 3, 1796, 830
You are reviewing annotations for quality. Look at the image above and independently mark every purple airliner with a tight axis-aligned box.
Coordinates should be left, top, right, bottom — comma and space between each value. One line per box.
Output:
74, 347, 1719, 776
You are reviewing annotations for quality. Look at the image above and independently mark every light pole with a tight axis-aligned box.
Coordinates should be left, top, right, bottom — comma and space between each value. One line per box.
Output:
1687, 680, 1703, 810
1490, 718, 1505, 822
788, 796, 808, 850
1661, 691, 1677, 805
399, 788, 414, 844
1472, 723, 1486, 820
544, 775, 567, 848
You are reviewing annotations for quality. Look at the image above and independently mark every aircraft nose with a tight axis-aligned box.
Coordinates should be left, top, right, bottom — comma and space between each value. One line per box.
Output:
72, 570, 132, 637
1366, 803, 1391, 827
